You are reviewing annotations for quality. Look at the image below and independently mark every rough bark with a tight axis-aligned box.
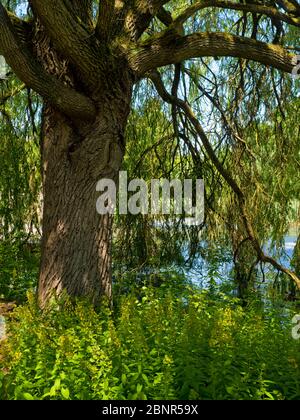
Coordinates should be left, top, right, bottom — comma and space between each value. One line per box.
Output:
25, 12, 133, 307
32, 26, 132, 307
38, 87, 132, 307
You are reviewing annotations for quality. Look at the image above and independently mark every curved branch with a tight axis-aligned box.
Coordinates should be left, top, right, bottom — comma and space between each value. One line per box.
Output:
129, 31, 296, 77
0, 3, 96, 121
174, 0, 300, 27
30, 0, 102, 88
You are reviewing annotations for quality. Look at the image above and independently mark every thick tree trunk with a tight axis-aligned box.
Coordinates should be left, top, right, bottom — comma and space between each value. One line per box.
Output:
38, 86, 132, 307
30, 17, 134, 307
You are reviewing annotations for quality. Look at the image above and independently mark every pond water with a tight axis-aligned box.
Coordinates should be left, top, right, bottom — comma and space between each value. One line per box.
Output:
185, 235, 298, 286
0, 236, 297, 340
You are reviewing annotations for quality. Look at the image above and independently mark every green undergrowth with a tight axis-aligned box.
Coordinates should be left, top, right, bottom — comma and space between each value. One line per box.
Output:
0, 240, 39, 303
0, 286, 299, 400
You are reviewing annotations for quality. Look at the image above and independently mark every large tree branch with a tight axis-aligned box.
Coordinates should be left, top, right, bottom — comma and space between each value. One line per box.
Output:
149, 70, 300, 290
29, 0, 102, 88
174, 0, 300, 27
0, 3, 96, 121
128, 31, 296, 77
96, 0, 115, 41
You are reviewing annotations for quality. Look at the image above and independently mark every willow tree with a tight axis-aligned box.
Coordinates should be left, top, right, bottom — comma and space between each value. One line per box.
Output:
0, 0, 299, 306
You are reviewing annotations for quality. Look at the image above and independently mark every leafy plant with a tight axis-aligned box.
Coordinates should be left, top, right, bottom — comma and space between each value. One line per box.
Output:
1, 286, 299, 400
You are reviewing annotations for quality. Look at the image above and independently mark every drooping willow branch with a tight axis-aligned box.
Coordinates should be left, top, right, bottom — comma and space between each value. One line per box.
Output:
149, 69, 300, 290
